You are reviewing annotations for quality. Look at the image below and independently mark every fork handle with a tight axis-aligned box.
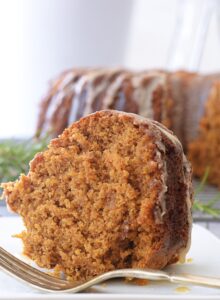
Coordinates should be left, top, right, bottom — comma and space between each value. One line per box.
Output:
170, 273, 220, 288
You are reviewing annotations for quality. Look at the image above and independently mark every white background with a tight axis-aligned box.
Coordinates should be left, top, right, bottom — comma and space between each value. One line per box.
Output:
0, 0, 220, 138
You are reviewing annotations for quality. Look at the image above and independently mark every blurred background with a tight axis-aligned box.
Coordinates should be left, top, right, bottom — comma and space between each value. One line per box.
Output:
0, 0, 220, 138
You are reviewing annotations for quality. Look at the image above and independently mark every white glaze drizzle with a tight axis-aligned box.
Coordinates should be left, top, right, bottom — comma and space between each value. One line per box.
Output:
83, 70, 107, 115
132, 72, 166, 119
58, 71, 77, 91
178, 154, 192, 263
68, 73, 90, 123
45, 71, 79, 122
101, 72, 129, 109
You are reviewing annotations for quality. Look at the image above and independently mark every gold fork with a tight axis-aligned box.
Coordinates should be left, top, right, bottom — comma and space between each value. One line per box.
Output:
0, 246, 220, 293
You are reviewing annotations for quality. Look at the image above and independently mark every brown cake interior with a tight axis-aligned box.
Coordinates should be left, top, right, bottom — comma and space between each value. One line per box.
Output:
2, 111, 191, 281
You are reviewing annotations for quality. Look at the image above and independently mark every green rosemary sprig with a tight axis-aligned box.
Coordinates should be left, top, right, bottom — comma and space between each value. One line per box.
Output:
0, 136, 49, 185
194, 167, 210, 195
193, 198, 220, 217
193, 167, 220, 217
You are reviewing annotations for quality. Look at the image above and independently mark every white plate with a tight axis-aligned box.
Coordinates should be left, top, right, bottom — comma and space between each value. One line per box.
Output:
0, 217, 220, 300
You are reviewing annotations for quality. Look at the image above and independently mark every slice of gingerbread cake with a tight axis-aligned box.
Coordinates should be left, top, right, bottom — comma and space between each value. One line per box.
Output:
2, 110, 192, 281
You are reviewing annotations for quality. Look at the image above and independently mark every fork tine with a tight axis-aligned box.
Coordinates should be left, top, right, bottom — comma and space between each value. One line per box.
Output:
0, 247, 68, 287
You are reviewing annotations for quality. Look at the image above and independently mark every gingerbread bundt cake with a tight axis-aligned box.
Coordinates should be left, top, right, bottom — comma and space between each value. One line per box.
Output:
2, 111, 192, 281
37, 69, 174, 141
36, 68, 220, 186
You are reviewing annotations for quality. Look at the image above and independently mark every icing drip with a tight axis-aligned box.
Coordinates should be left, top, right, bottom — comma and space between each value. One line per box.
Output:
132, 72, 166, 119
58, 71, 77, 91
83, 69, 115, 115
45, 71, 79, 123
153, 147, 168, 223
168, 74, 185, 144
102, 72, 129, 109
68, 75, 87, 124
178, 154, 192, 263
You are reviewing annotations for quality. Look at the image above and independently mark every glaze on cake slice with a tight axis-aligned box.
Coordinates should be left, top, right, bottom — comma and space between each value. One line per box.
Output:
2, 110, 192, 281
